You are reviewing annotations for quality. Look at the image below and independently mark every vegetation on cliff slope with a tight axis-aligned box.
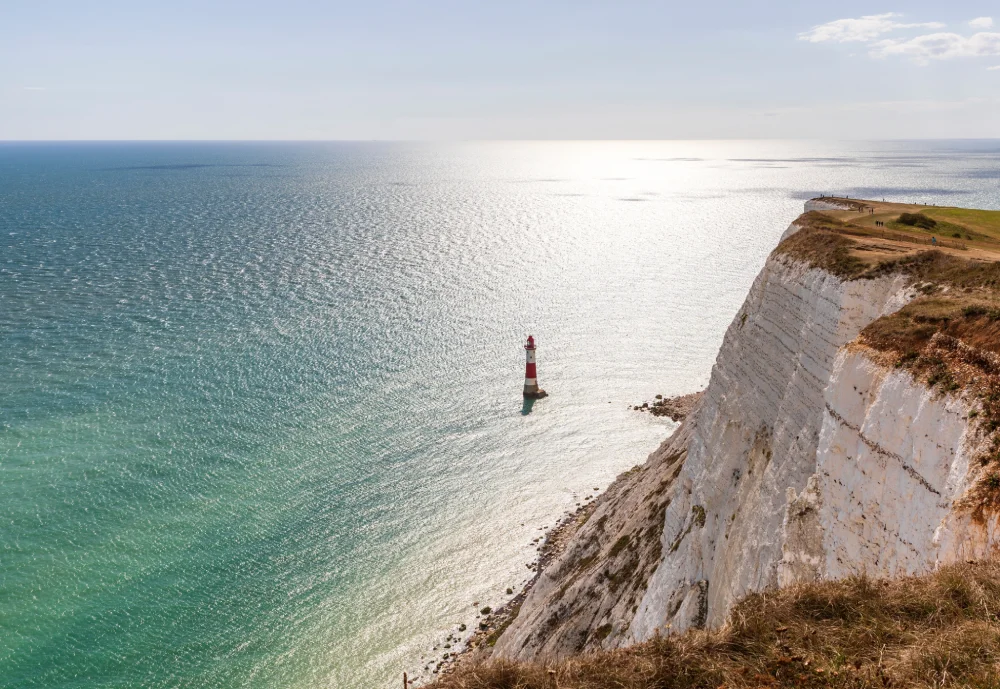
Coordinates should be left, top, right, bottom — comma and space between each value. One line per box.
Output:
429, 561, 1000, 688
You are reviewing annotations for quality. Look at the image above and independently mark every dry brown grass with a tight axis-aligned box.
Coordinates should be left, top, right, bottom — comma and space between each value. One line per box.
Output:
777, 211, 976, 279
427, 561, 1000, 689
864, 250, 1000, 290
776, 223, 868, 279
776, 212, 989, 280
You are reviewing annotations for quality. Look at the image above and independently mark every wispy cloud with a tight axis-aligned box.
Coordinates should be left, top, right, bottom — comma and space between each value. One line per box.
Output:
23, 86, 46, 91
798, 13, 944, 43
872, 32, 1000, 64
801, 14, 1000, 66
989, 65, 1000, 70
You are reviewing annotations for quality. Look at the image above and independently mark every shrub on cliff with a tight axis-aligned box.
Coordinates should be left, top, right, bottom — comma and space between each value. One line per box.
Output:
898, 212, 938, 230
428, 561, 1000, 688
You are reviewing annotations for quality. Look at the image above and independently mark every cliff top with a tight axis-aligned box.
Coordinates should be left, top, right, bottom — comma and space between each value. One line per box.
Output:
802, 197, 1000, 265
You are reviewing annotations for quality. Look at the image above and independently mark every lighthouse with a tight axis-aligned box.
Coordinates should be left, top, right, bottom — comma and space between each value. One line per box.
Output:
523, 335, 547, 399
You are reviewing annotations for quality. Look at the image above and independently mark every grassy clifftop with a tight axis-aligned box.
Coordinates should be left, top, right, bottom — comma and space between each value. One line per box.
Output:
428, 561, 1000, 688
808, 197, 1000, 250
779, 201, 1000, 280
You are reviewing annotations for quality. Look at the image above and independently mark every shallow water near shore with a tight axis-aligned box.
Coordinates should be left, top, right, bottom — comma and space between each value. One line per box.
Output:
2, 140, 999, 688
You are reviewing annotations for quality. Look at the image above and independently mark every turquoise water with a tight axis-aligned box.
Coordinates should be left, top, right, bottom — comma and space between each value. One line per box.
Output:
2, 141, 999, 688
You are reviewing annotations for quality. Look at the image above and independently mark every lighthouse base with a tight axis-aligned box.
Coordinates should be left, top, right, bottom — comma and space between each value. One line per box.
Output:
523, 389, 548, 399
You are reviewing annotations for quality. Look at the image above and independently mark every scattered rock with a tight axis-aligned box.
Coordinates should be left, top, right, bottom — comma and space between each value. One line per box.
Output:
632, 391, 704, 421
423, 495, 603, 681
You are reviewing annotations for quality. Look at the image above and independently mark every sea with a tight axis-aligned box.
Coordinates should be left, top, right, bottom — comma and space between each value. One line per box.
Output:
2, 140, 999, 688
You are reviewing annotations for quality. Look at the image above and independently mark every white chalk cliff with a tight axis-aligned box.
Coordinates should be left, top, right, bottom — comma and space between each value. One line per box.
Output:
493, 202, 999, 660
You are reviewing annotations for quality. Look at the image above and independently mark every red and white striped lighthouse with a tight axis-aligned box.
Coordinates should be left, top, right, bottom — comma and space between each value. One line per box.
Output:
523, 335, 547, 398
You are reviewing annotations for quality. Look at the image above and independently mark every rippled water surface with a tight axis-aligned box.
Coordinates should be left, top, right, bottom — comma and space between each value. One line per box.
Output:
2, 141, 999, 688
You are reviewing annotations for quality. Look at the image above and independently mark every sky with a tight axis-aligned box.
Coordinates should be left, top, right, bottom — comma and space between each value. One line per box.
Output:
3, 1, 1000, 140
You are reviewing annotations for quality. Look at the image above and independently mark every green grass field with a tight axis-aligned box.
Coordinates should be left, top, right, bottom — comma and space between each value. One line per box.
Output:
924, 207, 1000, 241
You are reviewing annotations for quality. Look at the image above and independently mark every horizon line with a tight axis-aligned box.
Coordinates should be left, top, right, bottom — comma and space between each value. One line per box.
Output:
2, 137, 1000, 144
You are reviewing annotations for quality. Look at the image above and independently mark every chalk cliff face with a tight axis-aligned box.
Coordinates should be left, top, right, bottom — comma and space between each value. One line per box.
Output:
803, 199, 856, 213
628, 253, 915, 640
493, 203, 1000, 660
781, 347, 994, 585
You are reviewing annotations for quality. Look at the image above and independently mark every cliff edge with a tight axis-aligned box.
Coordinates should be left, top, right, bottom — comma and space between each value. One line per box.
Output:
484, 198, 1000, 664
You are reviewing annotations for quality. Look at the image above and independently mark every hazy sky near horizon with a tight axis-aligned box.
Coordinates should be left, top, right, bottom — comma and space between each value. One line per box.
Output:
4, 1, 1000, 140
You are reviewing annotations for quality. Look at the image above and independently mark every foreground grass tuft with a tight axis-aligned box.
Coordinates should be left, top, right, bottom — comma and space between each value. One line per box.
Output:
428, 561, 1000, 688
